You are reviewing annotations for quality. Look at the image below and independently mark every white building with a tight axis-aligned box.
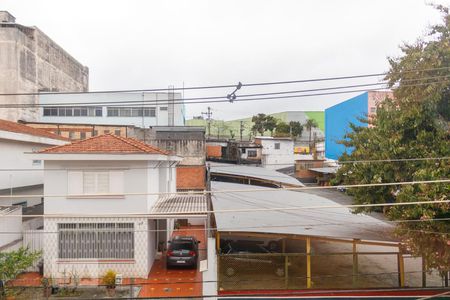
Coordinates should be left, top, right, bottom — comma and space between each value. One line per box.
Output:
0, 206, 22, 250
0, 119, 68, 207
38, 92, 185, 127
254, 136, 295, 170
30, 134, 184, 278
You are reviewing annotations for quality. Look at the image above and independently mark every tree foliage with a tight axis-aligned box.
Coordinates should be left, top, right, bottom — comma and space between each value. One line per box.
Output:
0, 247, 41, 284
251, 114, 279, 136
333, 6, 450, 274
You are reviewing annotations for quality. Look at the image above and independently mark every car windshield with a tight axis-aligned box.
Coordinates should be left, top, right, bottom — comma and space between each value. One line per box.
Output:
171, 241, 194, 251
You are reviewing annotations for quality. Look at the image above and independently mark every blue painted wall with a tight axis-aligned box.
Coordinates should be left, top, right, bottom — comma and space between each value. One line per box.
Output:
325, 92, 368, 160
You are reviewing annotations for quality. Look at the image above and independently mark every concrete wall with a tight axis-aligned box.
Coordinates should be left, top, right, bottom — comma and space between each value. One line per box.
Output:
43, 160, 175, 214
39, 92, 185, 127
325, 92, 368, 160
0, 137, 64, 191
0, 14, 88, 122
256, 138, 294, 170
0, 206, 22, 249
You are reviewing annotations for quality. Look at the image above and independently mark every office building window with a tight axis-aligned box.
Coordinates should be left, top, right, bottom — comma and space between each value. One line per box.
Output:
80, 132, 86, 139
58, 223, 134, 259
107, 107, 156, 117
115, 130, 121, 136
160, 107, 168, 111
43, 107, 102, 117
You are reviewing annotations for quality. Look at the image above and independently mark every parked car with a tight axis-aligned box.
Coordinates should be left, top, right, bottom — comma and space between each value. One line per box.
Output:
220, 241, 285, 277
166, 236, 200, 268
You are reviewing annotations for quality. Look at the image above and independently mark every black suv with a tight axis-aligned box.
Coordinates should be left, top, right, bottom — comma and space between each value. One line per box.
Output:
166, 236, 200, 268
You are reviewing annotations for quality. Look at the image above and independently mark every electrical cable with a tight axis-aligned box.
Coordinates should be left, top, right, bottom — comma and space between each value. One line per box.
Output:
0, 66, 448, 97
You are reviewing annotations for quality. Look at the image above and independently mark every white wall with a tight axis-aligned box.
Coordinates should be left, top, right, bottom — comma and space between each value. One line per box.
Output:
0, 185, 43, 207
0, 139, 50, 190
44, 160, 160, 214
0, 207, 22, 248
258, 139, 294, 170
43, 217, 150, 278
39, 92, 185, 127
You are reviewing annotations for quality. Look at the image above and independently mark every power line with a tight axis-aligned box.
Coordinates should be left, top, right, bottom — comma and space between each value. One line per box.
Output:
1, 76, 449, 108
0, 157, 447, 172
0, 66, 447, 97
0, 179, 448, 199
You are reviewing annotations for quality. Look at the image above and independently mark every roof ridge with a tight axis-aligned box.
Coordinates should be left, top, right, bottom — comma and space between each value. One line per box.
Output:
38, 134, 107, 153
119, 135, 169, 155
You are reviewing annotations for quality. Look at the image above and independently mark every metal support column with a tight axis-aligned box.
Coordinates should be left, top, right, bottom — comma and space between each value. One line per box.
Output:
352, 239, 359, 287
397, 251, 405, 287
306, 237, 312, 289
422, 256, 427, 287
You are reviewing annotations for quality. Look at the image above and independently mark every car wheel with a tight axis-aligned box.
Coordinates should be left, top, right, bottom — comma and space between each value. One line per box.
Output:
275, 267, 285, 277
225, 267, 236, 277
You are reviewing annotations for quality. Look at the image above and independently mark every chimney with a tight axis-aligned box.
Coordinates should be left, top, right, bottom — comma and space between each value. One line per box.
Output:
0, 11, 16, 23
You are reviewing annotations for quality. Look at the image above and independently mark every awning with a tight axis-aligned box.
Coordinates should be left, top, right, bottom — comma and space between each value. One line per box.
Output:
151, 194, 208, 218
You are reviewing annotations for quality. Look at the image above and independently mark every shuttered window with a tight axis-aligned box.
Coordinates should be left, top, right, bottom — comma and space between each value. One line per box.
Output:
68, 171, 124, 196
58, 223, 134, 259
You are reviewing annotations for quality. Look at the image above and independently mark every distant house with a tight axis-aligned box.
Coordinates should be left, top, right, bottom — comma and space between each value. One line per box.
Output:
325, 91, 393, 160
0, 119, 68, 207
254, 136, 294, 170
30, 134, 185, 278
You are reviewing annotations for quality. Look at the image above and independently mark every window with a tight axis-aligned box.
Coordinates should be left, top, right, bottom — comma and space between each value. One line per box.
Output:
83, 172, 109, 194
274, 143, 281, 150
247, 150, 257, 158
80, 132, 86, 139
92, 130, 98, 136
43, 106, 102, 117
106, 107, 156, 117
58, 223, 134, 259
68, 131, 75, 139
160, 107, 168, 111
68, 170, 124, 196
114, 130, 121, 136
104, 130, 110, 134
32, 160, 42, 166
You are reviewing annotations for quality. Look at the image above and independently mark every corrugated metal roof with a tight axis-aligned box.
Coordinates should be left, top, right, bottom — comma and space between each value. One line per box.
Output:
211, 182, 395, 242
210, 163, 304, 187
309, 167, 338, 174
151, 194, 208, 215
0, 206, 21, 215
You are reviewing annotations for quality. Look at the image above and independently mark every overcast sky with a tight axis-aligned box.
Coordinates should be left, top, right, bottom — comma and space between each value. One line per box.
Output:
2, 0, 448, 120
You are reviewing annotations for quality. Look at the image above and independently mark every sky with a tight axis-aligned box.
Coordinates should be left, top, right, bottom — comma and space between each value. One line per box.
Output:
2, 0, 448, 120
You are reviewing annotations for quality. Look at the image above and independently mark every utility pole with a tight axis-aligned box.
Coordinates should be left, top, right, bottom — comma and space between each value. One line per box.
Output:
201, 107, 212, 139
239, 121, 244, 141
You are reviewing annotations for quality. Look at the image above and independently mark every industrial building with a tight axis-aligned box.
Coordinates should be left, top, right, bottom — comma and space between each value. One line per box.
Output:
325, 91, 393, 160
0, 11, 89, 122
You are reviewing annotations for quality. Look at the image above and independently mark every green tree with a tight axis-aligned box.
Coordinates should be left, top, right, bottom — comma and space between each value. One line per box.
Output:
275, 121, 291, 137
0, 247, 41, 293
289, 121, 303, 139
251, 113, 267, 135
334, 6, 450, 274
304, 119, 318, 152
264, 115, 278, 136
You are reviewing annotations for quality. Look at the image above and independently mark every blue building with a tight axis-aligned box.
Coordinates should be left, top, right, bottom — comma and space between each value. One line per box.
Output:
325, 91, 392, 160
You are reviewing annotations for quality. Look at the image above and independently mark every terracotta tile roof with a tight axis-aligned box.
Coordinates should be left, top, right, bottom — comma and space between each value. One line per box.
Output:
0, 119, 68, 141
38, 134, 170, 154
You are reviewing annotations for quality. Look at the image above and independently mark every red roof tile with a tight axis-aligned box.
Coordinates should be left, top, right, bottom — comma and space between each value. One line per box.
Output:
38, 134, 170, 154
0, 119, 68, 141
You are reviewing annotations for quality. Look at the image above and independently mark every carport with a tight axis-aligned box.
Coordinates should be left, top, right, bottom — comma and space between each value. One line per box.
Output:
210, 182, 430, 291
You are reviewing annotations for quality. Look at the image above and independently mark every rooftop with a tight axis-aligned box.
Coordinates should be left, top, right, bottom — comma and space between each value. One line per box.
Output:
38, 133, 169, 154
0, 119, 68, 141
151, 194, 208, 216
210, 162, 304, 187
211, 182, 394, 242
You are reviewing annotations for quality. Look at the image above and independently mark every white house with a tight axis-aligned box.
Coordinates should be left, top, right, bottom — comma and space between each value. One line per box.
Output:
30, 134, 183, 278
254, 136, 294, 170
0, 119, 68, 207
39, 92, 185, 127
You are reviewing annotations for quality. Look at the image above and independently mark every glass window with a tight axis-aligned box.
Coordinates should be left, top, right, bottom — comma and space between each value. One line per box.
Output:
115, 130, 121, 136
66, 108, 73, 116
274, 143, 281, 150
107, 108, 119, 117
80, 132, 86, 139
74, 108, 81, 116
58, 108, 66, 116
95, 107, 102, 117
144, 107, 156, 117
68, 131, 75, 139
80, 108, 88, 116
160, 107, 168, 111
43, 108, 51, 116
248, 150, 257, 157
50, 108, 58, 116
83, 171, 109, 194
92, 130, 98, 136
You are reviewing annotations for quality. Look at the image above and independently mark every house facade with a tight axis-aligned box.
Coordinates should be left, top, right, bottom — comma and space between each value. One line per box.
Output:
30, 134, 181, 278
0, 119, 68, 206
255, 136, 294, 170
